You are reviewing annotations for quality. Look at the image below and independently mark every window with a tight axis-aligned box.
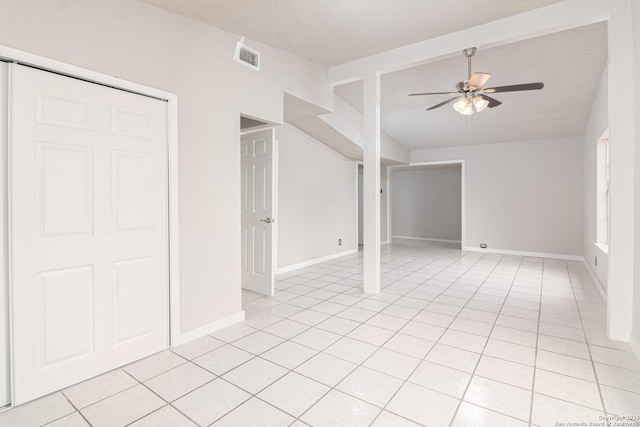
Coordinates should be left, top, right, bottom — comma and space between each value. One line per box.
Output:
596, 129, 609, 250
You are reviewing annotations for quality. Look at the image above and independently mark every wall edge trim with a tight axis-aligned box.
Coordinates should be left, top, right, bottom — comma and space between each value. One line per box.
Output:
582, 259, 608, 302
630, 332, 640, 363
393, 235, 461, 244
175, 311, 245, 347
463, 246, 583, 261
277, 249, 358, 274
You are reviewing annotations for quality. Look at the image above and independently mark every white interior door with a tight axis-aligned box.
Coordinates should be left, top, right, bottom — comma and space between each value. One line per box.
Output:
10, 65, 169, 404
241, 129, 275, 296
0, 61, 10, 407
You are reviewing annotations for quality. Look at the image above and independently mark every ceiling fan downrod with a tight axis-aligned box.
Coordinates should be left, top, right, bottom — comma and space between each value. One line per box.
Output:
463, 47, 477, 81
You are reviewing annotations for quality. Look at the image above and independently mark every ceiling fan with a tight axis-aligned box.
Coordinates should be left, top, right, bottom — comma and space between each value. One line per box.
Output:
409, 47, 544, 115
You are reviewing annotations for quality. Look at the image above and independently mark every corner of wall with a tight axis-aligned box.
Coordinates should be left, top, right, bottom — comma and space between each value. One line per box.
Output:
175, 311, 245, 347
632, 0, 640, 366
582, 60, 609, 292
630, 331, 640, 363
582, 258, 607, 302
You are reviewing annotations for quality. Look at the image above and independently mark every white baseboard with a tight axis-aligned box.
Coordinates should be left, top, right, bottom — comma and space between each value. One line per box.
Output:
358, 241, 388, 246
582, 259, 607, 302
463, 246, 583, 261
277, 249, 358, 274
631, 332, 640, 363
174, 311, 245, 346
393, 235, 461, 244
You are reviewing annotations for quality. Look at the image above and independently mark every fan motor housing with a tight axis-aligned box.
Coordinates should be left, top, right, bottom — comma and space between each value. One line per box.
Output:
456, 81, 474, 93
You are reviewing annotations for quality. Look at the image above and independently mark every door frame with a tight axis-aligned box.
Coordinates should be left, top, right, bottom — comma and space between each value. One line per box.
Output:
388, 160, 465, 249
0, 61, 8, 409
0, 44, 182, 405
356, 161, 392, 247
240, 126, 278, 295
356, 163, 363, 246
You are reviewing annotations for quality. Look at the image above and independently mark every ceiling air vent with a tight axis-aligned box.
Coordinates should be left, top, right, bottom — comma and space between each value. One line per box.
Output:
235, 37, 260, 70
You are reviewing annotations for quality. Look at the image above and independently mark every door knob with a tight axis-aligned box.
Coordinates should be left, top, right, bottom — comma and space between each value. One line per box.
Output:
260, 217, 274, 224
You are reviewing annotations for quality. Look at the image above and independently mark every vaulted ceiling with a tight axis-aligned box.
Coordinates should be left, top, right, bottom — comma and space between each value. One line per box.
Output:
335, 23, 608, 149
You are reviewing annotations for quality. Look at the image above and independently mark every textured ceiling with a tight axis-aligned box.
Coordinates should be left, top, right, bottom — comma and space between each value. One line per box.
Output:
335, 23, 608, 149
137, 0, 566, 65
137, 0, 607, 150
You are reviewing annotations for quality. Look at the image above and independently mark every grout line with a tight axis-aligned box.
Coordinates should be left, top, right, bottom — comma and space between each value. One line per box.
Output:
190, 249, 459, 423
51, 371, 141, 422
9, 242, 619, 427
134, 380, 204, 427
527, 258, 546, 427
369, 251, 507, 426
290, 246, 480, 424
292, 247, 471, 424
563, 261, 609, 417
43, 392, 93, 427
208, 247, 461, 424
446, 254, 527, 427
127, 353, 191, 380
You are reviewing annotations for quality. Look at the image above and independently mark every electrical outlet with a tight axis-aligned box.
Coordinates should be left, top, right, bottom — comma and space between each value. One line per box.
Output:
338, 238, 342, 246
480, 243, 487, 249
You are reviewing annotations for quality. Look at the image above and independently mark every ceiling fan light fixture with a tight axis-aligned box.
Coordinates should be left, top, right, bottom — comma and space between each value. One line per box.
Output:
411, 47, 544, 115
473, 96, 489, 112
453, 97, 474, 115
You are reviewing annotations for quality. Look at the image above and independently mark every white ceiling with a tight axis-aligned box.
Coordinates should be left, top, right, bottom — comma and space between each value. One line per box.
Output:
137, 0, 607, 151
335, 23, 608, 149
137, 0, 566, 65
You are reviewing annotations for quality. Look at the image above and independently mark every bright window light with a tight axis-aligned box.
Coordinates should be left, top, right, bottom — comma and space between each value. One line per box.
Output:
596, 129, 610, 248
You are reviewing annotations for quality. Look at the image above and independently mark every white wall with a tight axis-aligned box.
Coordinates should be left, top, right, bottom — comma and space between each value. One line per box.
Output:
391, 166, 462, 242
276, 124, 357, 269
0, 62, 9, 405
632, 0, 640, 355
583, 65, 609, 290
411, 137, 583, 257
381, 134, 410, 166
321, 96, 363, 148
321, 96, 410, 164
0, 0, 331, 335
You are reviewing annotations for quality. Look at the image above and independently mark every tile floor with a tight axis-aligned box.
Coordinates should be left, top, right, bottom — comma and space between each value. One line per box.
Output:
2, 240, 640, 427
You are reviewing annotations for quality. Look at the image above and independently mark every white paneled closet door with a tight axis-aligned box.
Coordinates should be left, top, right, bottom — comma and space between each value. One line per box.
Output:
10, 65, 169, 404
0, 61, 10, 408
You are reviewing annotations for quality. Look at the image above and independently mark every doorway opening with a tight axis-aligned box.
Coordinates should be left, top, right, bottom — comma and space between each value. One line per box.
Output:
241, 115, 275, 134
356, 162, 390, 251
389, 161, 464, 250
357, 164, 363, 247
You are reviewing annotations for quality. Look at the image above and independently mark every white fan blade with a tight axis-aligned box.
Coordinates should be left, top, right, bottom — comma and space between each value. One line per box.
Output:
468, 72, 492, 89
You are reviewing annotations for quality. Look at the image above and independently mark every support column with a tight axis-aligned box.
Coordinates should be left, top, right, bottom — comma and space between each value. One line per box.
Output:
607, 2, 635, 341
363, 72, 381, 294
